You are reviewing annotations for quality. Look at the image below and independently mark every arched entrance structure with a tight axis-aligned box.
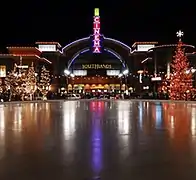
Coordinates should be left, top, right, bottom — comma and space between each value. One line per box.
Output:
61, 8, 133, 93
61, 35, 132, 93
62, 35, 132, 70
67, 47, 126, 69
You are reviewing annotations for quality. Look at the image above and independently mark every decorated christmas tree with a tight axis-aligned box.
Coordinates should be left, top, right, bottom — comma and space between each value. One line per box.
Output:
38, 66, 50, 99
26, 62, 37, 100
5, 63, 26, 100
169, 30, 193, 100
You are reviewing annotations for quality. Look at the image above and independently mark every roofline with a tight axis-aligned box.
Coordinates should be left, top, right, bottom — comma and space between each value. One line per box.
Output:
35, 42, 62, 48
6, 47, 41, 53
0, 54, 52, 64
12, 54, 52, 64
132, 42, 158, 48
148, 44, 195, 51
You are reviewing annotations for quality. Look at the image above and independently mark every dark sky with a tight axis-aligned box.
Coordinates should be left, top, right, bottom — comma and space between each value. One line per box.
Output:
0, 0, 195, 50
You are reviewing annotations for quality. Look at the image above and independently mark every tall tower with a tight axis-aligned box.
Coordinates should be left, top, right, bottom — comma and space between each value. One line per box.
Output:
92, 8, 101, 53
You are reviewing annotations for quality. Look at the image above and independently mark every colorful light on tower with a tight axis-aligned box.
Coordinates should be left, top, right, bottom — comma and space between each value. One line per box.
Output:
93, 8, 101, 53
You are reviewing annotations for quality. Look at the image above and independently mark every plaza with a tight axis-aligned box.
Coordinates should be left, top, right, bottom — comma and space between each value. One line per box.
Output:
0, 100, 196, 179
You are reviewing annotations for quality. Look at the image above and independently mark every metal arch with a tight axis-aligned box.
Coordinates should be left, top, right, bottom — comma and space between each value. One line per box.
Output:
61, 37, 90, 53
67, 48, 128, 70
103, 36, 132, 52
61, 35, 132, 53
104, 48, 126, 68
67, 48, 90, 69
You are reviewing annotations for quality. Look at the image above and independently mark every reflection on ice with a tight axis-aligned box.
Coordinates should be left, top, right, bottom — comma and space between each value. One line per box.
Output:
170, 115, 174, 129
139, 101, 143, 129
0, 107, 5, 133
0, 101, 196, 179
0, 106, 5, 159
155, 103, 162, 128
63, 101, 76, 138
90, 101, 103, 175
191, 107, 196, 136
117, 101, 130, 135
13, 106, 22, 132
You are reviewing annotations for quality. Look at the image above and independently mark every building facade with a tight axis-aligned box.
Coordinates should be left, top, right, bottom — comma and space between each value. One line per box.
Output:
0, 9, 196, 94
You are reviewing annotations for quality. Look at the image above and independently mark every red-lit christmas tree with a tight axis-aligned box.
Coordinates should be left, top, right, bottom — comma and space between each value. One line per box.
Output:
169, 30, 193, 100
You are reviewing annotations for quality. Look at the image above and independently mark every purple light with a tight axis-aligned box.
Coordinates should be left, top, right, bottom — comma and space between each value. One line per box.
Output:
61, 37, 90, 53
61, 36, 132, 54
104, 48, 126, 67
67, 48, 90, 69
67, 47, 127, 69
90, 101, 103, 175
104, 36, 132, 52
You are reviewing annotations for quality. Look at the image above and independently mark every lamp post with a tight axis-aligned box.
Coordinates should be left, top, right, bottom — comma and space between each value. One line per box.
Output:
64, 69, 75, 93
118, 69, 129, 95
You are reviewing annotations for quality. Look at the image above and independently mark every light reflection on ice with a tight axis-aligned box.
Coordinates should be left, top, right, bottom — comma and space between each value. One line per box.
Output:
13, 106, 22, 132
63, 101, 76, 138
191, 107, 196, 136
117, 101, 130, 135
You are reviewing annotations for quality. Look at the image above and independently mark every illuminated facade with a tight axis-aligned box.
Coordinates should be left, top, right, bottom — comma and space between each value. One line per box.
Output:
0, 9, 196, 94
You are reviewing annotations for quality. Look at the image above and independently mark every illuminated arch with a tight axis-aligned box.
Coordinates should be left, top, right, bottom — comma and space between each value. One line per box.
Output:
67, 48, 90, 69
103, 36, 131, 52
67, 48, 127, 69
62, 37, 90, 52
62, 35, 132, 53
104, 48, 126, 67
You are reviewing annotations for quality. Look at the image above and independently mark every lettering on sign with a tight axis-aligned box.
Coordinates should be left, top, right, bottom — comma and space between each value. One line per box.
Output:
82, 64, 112, 69
93, 8, 101, 53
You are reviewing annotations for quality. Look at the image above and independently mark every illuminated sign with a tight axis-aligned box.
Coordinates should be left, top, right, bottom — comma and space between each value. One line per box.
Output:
137, 44, 155, 51
73, 70, 87, 76
151, 77, 162, 81
0, 66, 6, 77
17, 65, 28, 68
93, 8, 101, 53
38, 45, 56, 52
106, 70, 120, 76
82, 64, 112, 69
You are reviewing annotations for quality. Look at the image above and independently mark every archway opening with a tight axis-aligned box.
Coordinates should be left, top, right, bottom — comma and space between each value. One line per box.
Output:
65, 47, 129, 94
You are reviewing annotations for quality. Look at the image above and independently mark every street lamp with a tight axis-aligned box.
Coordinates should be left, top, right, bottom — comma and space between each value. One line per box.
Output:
64, 69, 74, 77
64, 69, 75, 93
122, 69, 129, 75
118, 73, 123, 78
70, 73, 75, 77
118, 69, 129, 95
64, 69, 70, 75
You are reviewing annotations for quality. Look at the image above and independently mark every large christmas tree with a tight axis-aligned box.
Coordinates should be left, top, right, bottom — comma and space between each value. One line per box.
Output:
5, 62, 27, 101
26, 62, 37, 100
169, 30, 193, 100
38, 66, 50, 99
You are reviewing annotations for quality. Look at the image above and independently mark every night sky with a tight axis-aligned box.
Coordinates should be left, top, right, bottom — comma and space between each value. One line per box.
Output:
0, 0, 195, 51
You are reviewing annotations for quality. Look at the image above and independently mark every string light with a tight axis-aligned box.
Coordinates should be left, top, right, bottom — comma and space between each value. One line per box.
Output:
4, 59, 37, 101
160, 32, 194, 100
38, 66, 51, 99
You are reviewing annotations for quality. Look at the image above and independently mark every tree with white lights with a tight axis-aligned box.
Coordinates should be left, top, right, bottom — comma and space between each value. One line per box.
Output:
25, 62, 37, 100
38, 66, 50, 99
